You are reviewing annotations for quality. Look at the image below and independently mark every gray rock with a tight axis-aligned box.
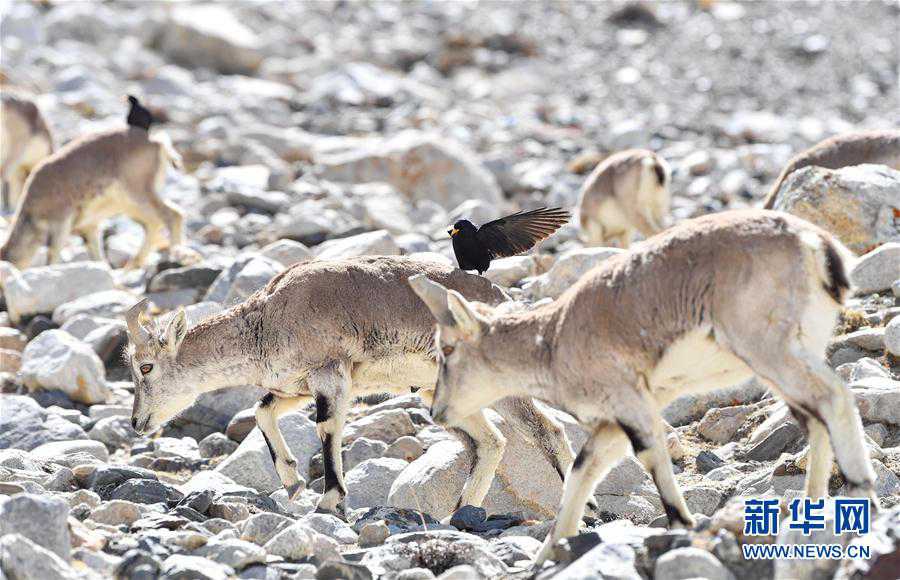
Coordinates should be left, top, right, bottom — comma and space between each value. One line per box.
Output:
839, 327, 885, 351
90, 500, 143, 526
148, 265, 222, 294
698, 405, 754, 444
385, 436, 425, 462
884, 314, 900, 356
358, 520, 391, 547
0, 493, 71, 560
697, 450, 727, 474
155, 4, 263, 75
343, 409, 417, 445
299, 513, 358, 544
263, 522, 341, 562
89, 415, 135, 450
774, 508, 848, 580
216, 412, 318, 493
222, 257, 284, 306
771, 165, 900, 254
226, 408, 257, 442
361, 531, 507, 578
20, 329, 108, 405
241, 512, 295, 545
655, 547, 735, 580
0, 534, 79, 580
0, 261, 114, 324
51, 289, 136, 324
389, 406, 586, 520
554, 542, 641, 580
313, 230, 401, 261
664, 378, 767, 426
194, 538, 266, 570
161, 553, 235, 580
258, 239, 313, 267
744, 421, 804, 461
344, 458, 408, 510
0, 396, 87, 452
851, 242, 900, 294
87, 465, 157, 494
343, 438, 390, 472
851, 377, 900, 426
523, 247, 624, 300
199, 433, 239, 458
110, 479, 184, 505
316, 131, 502, 210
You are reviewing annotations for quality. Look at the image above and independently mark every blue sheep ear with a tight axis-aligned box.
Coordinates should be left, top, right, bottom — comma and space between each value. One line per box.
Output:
408, 274, 455, 328
165, 308, 187, 354
446, 290, 484, 341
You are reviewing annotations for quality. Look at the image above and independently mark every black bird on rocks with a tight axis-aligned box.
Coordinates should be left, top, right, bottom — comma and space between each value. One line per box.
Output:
126, 95, 154, 131
449, 207, 571, 275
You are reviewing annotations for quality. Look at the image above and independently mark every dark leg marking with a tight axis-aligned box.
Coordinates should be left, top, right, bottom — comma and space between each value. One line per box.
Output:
315, 394, 331, 423
787, 406, 810, 435
649, 471, 692, 528
321, 434, 344, 495
618, 421, 648, 455
259, 392, 275, 408
261, 432, 278, 466
822, 237, 850, 302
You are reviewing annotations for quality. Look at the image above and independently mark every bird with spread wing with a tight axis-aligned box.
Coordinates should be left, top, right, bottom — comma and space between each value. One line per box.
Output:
448, 207, 571, 275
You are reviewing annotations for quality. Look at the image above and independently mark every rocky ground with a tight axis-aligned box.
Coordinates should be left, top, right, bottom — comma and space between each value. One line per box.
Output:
1, 1, 899, 579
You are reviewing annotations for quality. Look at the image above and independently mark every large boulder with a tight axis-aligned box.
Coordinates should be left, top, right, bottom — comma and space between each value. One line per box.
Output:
344, 458, 408, 510
0, 494, 71, 561
851, 242, 900, 294
316, 131, 503, 210
770, 164, 900, 254
52, 289, 137, 325
523, 247, 624, 300
388, 406, 586, 520
313, 230, 401, 261
215, 412, 320, 494
0, 261, 114, 324
0, 396, 87, 451
154, 4, 263, 74
20, 330, 108, 404
0, 534, 80, 580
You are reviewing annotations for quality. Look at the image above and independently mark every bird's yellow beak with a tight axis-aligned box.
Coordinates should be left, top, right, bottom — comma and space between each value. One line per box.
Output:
448, 228, 459, 237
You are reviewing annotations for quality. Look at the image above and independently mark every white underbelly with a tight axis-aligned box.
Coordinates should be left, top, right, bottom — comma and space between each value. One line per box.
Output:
649, 325, 754, 406
352, 353, 437, 393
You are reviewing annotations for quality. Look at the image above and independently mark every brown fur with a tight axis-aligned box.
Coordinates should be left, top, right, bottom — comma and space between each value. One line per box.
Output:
0, 126, 183, 268
1, 92, 54, 212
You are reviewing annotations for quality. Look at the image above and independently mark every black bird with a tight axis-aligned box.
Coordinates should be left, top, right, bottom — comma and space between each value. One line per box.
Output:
126, 95, 154, 131
449, 207, 571, 275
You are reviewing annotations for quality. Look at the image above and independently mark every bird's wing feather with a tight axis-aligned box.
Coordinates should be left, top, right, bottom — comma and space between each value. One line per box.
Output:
475, 207, 571, 259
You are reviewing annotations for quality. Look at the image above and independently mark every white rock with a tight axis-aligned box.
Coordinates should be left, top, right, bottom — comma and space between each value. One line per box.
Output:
851, 377, 900, 426
31, 440, 109, 463
344, 458, 408, 510
259, 239, 313, 267
52, 289, 137, 325
314, 230, 400, 261
851, 243, 900, 294
0, 261, 114, 324
263, 522, 341, 562
156, 4, 263, 75
0, 494, 71, 561
222, 256, 284, 305
299, 513, 359, 544
161, 554, 234, 580
885, 316, 900, 357
389, 406, 586, 520
484, 256, 540, 287
655, 547, 734, 580
316, 131, 503, 210
524, 247, 624, 300
20, 330, 108, 405
771, 165, 900, 254
0, 534, 80, 580
215, 412, 319, 494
